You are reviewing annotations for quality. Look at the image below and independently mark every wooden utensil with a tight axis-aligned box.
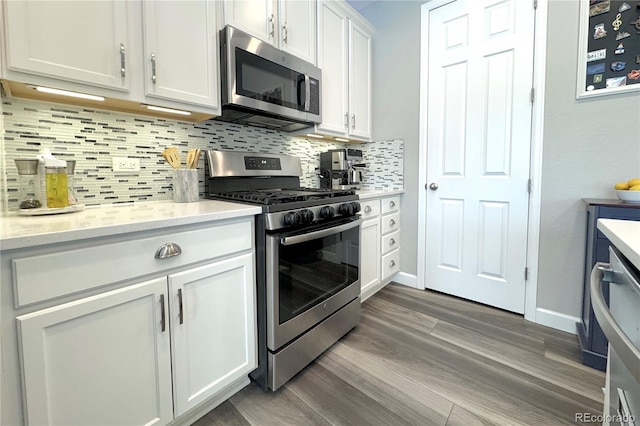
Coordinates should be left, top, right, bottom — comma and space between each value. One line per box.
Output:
187, 149, 195, 169
193, 148, 201, 169
163, 148, 181, 169
186, 148, 201, 169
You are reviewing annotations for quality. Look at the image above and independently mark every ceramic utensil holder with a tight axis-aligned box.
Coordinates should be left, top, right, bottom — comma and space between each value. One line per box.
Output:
172, 169, 199, 203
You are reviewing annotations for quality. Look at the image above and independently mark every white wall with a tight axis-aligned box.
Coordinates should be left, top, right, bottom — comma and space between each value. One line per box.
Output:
359, 0, 640, 320
538, 0, 640, 317
356, 0, 422, 278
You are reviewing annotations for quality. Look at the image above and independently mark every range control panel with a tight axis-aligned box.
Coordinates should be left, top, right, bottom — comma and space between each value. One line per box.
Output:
244, 156, 282, 171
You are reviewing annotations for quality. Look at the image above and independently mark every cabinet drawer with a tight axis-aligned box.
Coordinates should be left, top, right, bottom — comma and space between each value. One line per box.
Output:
381, 212, 400, 235
381, 250, 400, 279
360, 199, 380, 219
381, 230, 400, 256
13, 219, 253, 307
381, 196, 400, 214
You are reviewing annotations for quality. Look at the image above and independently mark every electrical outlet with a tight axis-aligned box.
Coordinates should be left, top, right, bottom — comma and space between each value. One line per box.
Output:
112, 157, 140, 172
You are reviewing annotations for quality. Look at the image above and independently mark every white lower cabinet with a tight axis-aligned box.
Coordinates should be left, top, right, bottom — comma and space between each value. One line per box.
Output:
12, 219, 256, 425
169, 253, 255, 417
359, 194, 401, 301
360, 216, 380, 299
17, 278, 173, 426
380, 195, 401, 281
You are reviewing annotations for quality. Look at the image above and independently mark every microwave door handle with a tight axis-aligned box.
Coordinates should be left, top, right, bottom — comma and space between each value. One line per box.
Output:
297, 76, 306, 110
281, 218, 362, 246
590, 262, 640, 383
305, 75, 311, 111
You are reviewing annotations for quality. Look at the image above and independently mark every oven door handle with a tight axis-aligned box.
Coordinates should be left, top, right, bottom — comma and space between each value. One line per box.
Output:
590, 261, 640, 383
280, 218, 362, 246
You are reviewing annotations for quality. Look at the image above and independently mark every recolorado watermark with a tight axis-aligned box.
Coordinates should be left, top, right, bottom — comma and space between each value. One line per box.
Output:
575, 413, 636, 423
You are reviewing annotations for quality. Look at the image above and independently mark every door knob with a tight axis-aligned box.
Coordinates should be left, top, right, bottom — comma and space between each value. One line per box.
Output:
428, 182, 439, 190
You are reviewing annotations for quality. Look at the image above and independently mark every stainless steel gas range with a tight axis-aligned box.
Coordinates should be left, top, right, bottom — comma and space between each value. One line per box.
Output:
206, 150, 362, 391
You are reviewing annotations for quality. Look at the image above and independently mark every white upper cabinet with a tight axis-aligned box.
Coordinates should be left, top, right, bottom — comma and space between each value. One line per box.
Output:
142, 0, 219, 109
1, 0, 221, 117
3, 0, 132, 91
316, 0, 373, 141
223, 0, 274, 44
317, 1, 349, 136
348, 20, 371, 139
223, 0, 316, 65
277, 0, 317, 64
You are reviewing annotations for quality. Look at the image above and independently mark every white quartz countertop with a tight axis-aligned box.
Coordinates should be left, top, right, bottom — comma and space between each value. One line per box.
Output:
356, 189, 404, 200
0, 200, 262, 251
597, 219, 640, 270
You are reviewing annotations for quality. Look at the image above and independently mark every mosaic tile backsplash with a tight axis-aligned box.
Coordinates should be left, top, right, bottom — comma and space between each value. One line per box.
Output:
1, 96, 403, 211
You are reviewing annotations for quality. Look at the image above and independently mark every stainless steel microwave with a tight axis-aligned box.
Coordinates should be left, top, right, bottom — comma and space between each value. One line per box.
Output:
216, 25, 321, 132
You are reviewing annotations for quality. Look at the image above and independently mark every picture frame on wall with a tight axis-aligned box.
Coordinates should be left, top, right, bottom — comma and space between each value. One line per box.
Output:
577, 0, 640, 98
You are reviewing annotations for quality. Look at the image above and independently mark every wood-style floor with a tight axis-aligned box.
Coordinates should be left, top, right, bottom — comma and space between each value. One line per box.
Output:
196, 283, 605, 425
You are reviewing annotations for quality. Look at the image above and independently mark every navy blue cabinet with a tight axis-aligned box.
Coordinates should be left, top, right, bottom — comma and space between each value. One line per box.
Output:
577, 199, 640, 370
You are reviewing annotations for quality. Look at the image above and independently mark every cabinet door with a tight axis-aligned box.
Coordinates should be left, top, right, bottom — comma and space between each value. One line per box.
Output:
143, 0, 219, 109
223, 0, 274, 44
278, 0, 316, 64
4, 1, 131, 91
360, 217, 381, 297
169, 253, 256, 417
17, 278, 173, 426
348, 20, 372, 139
317, 1, 349, 136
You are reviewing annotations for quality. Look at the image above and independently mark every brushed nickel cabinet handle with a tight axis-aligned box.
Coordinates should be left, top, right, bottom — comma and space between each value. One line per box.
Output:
344, 112, 349, 128
120, 43, 126, 77
151, 53, 157, 84
282, 23, 288, 43
178, 288, 184, 325
352, 114, 356, 129
154, 243, 182, 259
390, 260, 396, 267
389, 238, 396, 246
269, 14, 275, 38
160, 294, 166, 332
389, 219, 396, 226
389, 200, 396, 208
364, 205, 372, 213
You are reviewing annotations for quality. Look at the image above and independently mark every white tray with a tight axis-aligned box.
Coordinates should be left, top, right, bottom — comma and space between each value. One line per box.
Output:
18, 204, 85, 216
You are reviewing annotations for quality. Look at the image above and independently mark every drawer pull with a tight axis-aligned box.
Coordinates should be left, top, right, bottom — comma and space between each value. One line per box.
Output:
364, 205, 372, 213
178, 288, 184, 325
160, 294, 166, 332
390, 260, 396, 268
389, 200, 396, 208
389, 238, 396, 246
155, 243, 182, 259
120, 43, 126, 77
151, 52, 157, 84
389, 219, 396, 226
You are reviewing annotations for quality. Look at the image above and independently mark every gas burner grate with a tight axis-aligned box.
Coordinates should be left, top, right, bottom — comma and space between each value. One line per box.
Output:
212, 187, 356, 205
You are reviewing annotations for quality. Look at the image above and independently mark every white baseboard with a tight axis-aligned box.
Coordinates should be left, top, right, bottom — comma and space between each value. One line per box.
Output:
534, 308, 580, 334
381, 273, 578, 336
391, 272, 419, 288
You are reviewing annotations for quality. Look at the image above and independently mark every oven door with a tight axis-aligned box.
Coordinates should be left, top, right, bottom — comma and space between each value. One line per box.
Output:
266, 217, 362, 351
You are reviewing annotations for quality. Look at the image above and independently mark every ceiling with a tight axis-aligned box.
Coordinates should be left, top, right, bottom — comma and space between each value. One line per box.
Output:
346, 0, 380, 12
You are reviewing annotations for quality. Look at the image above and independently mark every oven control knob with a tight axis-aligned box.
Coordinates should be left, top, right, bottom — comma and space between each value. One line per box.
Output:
300, 209, 314, 224
283, 211, 301, 226
351, 202, 361, 213
319, 206, 335, 219
338, 203, 355, 216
